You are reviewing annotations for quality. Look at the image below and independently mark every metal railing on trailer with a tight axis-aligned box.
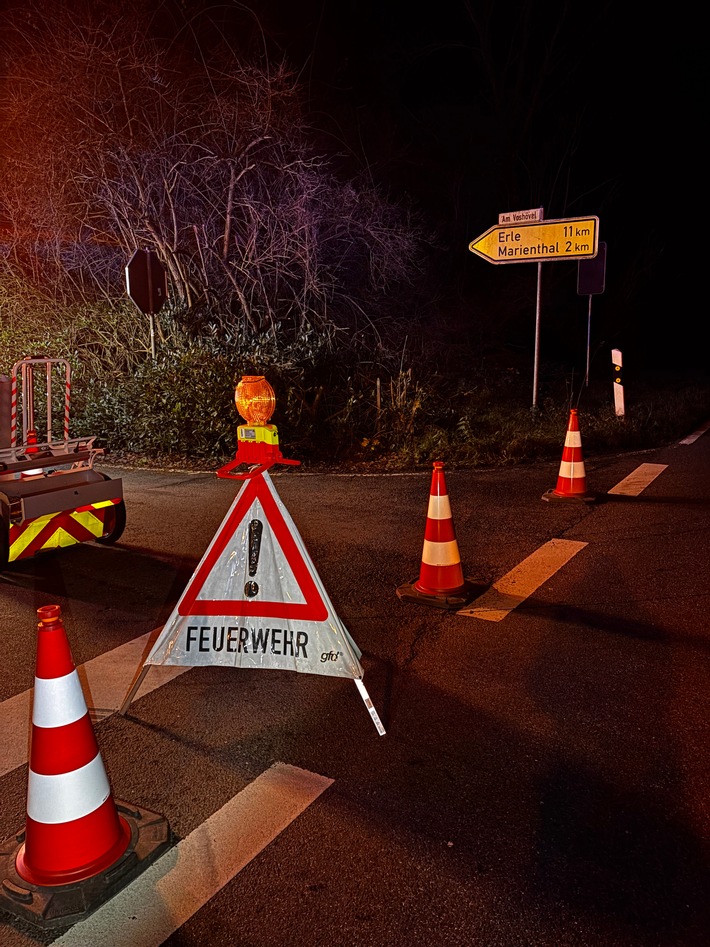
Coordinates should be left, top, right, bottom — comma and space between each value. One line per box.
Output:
0, 356, 125, 568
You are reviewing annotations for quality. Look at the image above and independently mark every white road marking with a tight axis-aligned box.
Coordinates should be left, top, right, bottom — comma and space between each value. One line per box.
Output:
458, 539, 588, 622
678, 420, 710, 445
607, 463, 667, 496
0, 631, 187, 778
53, 763, 333, 947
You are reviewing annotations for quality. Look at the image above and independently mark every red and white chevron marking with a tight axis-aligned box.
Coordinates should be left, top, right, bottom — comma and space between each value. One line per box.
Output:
8, 500, 118, 562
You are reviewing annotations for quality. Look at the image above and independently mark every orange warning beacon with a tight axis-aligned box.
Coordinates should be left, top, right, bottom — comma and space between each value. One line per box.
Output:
217, 375, 300, 480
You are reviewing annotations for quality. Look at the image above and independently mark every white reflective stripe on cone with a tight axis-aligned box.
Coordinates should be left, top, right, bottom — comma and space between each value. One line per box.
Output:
564, 431, 582, 447
558, 461, 586, 478
33, 671, 88, 728
422, 539, 460, 565
27, 753, 111, 824
426, 495, 452, 519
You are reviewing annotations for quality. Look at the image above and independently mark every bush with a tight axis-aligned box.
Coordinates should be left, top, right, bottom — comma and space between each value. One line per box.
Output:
73, 352, 237, 458
2, 282, 709, 470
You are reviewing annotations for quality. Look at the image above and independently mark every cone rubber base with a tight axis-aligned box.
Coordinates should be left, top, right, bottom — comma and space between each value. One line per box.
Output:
542, 489, 597, 503
0, 801, 172, 931
396, 577, 488, 611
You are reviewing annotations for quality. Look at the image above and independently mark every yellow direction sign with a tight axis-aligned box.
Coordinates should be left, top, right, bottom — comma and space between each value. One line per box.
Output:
468, 216, 599, 264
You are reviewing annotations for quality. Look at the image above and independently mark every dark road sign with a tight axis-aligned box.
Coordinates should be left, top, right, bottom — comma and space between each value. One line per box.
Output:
577, 241, 607, 295
125, 249, 168, 315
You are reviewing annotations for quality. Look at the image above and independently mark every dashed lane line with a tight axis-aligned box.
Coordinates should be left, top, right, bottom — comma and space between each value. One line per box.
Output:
607, 462, 667, 496
0, 631, 187, 778
678, 420, 710, 445
457, 539, 588, 622
53, 763, 333, 947
458, 460, 676, 622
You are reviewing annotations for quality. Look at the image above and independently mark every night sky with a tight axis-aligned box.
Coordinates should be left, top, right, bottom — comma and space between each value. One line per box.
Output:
178, 0, 696, 366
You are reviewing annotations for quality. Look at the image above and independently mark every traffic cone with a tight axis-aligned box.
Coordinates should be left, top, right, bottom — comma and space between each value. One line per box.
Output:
542, 408, 596, 502
0, 605, 172, 931
396, 461, 484, 610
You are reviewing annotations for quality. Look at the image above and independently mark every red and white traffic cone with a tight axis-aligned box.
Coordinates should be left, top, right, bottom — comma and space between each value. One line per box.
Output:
397, 461, 482, 610
0, 605, 171, 931
17, 604, 131, 887
542, 408, 596, 502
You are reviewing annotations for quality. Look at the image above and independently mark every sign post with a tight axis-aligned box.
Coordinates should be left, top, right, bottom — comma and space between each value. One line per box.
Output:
468, 213, 600, 413
532, 259, 543, 415
577, 241, 607, 385
125, 249, 169, 361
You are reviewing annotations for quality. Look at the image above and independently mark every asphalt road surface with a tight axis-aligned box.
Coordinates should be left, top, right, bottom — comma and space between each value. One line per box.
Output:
0, 424, 709, 947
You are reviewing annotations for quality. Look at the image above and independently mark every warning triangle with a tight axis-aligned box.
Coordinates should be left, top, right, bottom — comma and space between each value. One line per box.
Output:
179, 471, 328, 621
146, 471, 363, 680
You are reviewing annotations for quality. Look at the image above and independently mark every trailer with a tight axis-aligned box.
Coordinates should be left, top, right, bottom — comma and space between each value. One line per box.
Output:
0, 356, 125, 570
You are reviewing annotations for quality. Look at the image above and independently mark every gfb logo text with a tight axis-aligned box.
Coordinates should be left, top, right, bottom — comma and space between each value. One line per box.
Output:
320, 651, 341, 663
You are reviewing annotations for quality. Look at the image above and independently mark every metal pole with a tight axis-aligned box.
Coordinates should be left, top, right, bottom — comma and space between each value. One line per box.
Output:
64, 362, 71, 443
45, 360, 52, 443
532, 261, 542, 415
585, 294, 592, 386
9, 372, 17, 448
146, 249, 156, 362
23, 360, 34, 440
118, 664, 151, 716
376, 377, 381, 433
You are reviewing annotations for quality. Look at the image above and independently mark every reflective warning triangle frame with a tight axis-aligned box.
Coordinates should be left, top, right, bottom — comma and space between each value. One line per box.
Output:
177, 471, 329, 621
121, 470, 385, 734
